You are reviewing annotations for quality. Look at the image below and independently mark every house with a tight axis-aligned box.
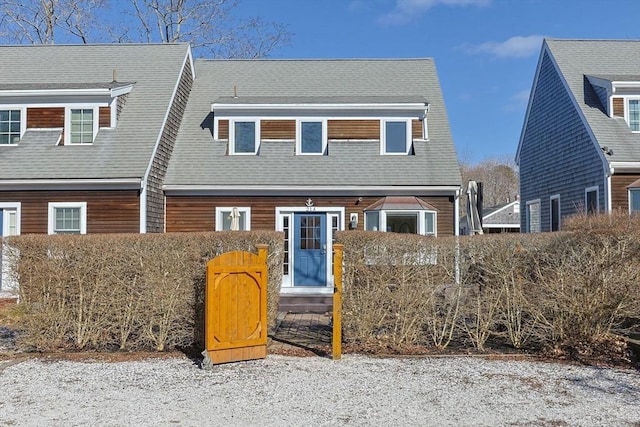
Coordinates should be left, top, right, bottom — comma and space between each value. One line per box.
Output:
460, 199, 520, 235
164, 58, 462, 296
516, 39, 640, 232
0, 43, 194, 296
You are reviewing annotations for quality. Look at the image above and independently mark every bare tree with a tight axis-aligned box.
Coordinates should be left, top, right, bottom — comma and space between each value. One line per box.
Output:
0, 0, 291, 58
121, 0, 291, 57
459, 156, 519, 218
0, 0, 105, 44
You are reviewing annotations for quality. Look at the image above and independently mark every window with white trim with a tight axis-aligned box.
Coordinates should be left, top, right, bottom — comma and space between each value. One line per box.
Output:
297, 120, 326, 155
381, 120, 411, 154
526, 200, 540, 233
628, 99, 640, 132
550, 195, 560, 232
0, 203, 20, 237
70, 109, 94, 144
0, 110, 21, 145
215, 207, 251, 231
48, 202, 87, 234
585, 186, 599, 215
629, 189, 640, 213
230, 120, 259, 154
364, 210, 436, 236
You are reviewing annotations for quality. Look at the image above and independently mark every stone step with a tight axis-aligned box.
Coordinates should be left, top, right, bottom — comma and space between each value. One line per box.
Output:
278, 294, 333, 313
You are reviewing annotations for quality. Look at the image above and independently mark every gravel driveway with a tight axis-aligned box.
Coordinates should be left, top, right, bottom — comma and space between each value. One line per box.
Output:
0, 354, 639, 426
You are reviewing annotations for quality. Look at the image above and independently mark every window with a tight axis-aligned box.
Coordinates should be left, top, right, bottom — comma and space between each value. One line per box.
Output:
630, 189, 640, 213
297, 120, 326, 155
230, 121, 259, 154
70, 109, 94, 144
48, 202, 87, 234
0, 110, 21, 144
629, 99, 640, 132
585, 187, 599, 215
364, 210, 436, 236
382, 120, 410, 154
550, 195, 560, 232
0, 203, 20, 237
526, 200, 540, 233
215, 207, 251, 231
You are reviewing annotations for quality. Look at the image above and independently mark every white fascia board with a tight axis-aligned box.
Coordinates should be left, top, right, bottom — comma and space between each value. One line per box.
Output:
0, 178, 142, 191
610, 161, 640, 173
211, 103, 428, 112
0, 86, 133, 97
483, 223, 520, 229
163, 185, 460, 196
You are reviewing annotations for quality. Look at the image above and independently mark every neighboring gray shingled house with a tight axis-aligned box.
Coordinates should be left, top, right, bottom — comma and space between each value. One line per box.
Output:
516, 39, 640, 232
165, 58, 462, 294
460, 199, 520, 235
0, 43, 194, 241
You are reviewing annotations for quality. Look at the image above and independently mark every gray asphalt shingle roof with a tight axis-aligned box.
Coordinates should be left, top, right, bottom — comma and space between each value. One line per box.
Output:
166, 58, 461, 188
545, 39, 640, 163
0, 43, 190, 181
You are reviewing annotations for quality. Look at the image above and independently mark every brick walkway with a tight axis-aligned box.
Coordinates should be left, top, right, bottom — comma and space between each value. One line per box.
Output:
268, 312, 332, 356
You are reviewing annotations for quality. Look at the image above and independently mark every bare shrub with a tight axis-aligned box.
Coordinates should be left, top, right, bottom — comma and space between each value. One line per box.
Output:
8, 231, 284, 353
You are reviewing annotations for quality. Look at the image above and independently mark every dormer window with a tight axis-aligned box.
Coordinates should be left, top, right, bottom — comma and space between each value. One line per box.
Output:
382, 120, 411, 155
629, 99, 639, 132
297, 120, 326, 155
0, 109, 21, 144
70, 109, 94, 143
230, 120, 259, 154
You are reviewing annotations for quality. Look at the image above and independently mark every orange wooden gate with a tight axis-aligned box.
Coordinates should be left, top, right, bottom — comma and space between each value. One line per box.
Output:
203, 245, 268, 365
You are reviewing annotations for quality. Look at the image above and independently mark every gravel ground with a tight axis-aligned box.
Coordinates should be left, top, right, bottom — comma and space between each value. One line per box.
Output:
0, 354, 639, 426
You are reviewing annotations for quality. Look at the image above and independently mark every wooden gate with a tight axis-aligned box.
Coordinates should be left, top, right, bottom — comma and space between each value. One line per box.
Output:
204, 245, 268, 365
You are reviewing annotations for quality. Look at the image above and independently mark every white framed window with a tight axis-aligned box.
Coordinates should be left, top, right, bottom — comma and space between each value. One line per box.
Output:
628, 99, 640, 132
0, 203, 21, 236
364, 210, 437, 236
48, 202, 87, 234
550, 195, 560, 232
629, 189, 640, 213
585, 186, 599, 215
0, 109, 22, 145
229, 120, 259, 155
526, 199, 540, 233
296, 120, 327, 155
381, 119, 411, 155
215, 207, 251, 231
64, 107, 98, 145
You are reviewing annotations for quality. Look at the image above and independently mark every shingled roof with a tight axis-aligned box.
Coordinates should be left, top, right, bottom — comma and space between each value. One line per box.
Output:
0, 43, 191, 182
165, 58, 461, 189
543, 39, 640, 163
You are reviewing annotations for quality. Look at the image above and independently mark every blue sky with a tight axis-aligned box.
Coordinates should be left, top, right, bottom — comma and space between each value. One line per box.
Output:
236, 0, 640, 164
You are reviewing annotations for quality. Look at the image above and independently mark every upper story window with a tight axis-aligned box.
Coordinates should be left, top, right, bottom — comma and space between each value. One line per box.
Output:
0, 109, 21, 145
381, 120, 410, 155
297, 120, 326, 155
628, 99, 640, 132
70, 109, 94, 144
230, 120, 259, 155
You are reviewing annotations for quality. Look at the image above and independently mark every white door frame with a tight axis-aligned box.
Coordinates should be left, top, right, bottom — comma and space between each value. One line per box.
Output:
276, 206, 344, 294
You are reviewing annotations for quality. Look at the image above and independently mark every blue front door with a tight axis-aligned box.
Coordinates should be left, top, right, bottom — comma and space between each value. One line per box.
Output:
293, 213, 327, 286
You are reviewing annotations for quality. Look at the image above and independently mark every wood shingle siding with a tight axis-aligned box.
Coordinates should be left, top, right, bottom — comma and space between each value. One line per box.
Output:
328, 120, 379, 139
0, 190, 139, 233
519, 51, 606, 231
218, 120, 229, 139
613, 97, 624, 117
262, 120, 295, 139
412, 119, 423, 139
166, 195, 455, 236
611, 173, 640, 210
145, 58, 193, 233
27, 107, 64, 128
99, 107, 111, 128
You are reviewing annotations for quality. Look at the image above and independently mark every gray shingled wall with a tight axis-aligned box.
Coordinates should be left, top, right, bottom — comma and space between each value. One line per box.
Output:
519, 51, 606, 232
146, 59, 193, 233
